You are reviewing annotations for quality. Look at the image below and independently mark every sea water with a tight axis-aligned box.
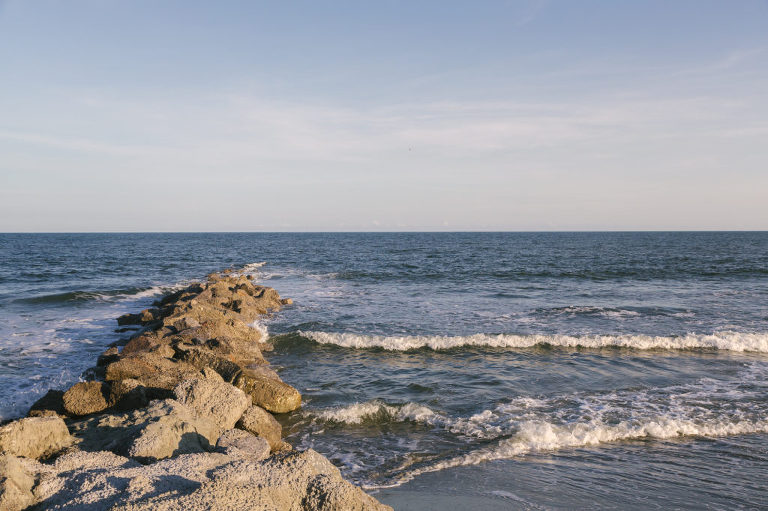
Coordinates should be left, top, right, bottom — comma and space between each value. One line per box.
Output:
1, 232, 767, 509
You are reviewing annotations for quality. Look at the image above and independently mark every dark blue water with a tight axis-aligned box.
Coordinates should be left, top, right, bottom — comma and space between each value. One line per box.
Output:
2, 232, 767, 509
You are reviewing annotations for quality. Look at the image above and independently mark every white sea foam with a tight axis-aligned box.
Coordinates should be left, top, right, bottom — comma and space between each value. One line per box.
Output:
249, 320, 270, 340
388, 415, 768, 487
238, 262, 267, 275
313, 400, 441, 425
300, 331, 768, 352
375, 366, 768, 486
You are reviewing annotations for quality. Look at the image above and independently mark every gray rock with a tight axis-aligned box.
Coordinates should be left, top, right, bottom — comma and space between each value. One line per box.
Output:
0, 417, 72, 459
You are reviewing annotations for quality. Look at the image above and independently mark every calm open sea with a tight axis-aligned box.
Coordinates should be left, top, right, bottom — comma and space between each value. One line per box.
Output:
1, 232, 767, 509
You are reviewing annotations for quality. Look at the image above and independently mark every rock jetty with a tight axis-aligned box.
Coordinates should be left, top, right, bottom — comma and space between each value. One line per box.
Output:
0, 272, 391, 510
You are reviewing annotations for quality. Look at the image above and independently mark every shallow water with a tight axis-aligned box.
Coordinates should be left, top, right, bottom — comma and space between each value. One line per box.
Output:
1, 232, 767, 508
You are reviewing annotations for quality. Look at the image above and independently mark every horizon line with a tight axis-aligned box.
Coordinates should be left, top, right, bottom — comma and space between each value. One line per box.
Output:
2, 230, 767, 234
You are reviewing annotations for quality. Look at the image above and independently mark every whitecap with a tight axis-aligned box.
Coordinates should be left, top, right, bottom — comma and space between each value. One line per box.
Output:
300, 331, 768, 353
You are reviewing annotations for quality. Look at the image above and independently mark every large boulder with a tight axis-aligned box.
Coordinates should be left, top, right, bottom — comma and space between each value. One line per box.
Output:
62, 381, 111, 416
71, 399, 220, 463
105, 352, 200, 391
173, 378, 250, 434
234, 373, 301, 414
0, 417, 72, 459
0, 455, 38, 511
237, 405, 282, 451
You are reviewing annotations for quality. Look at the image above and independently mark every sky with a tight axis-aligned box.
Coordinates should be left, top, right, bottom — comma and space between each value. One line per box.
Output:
1, 0, 767, 232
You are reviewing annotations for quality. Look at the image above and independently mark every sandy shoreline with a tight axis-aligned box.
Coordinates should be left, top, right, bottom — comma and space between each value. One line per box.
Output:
0, 270, 391, 510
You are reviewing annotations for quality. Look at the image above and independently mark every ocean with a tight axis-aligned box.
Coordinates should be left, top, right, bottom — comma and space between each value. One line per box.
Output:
1, 232, 767, 509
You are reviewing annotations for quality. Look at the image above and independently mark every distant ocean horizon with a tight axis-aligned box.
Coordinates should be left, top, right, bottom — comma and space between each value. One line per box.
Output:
2, 231, 767, 509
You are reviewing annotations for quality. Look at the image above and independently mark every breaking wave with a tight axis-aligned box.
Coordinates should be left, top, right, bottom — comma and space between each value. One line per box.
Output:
358, 363, 768, 487
14, 284, 185, 305
299, 331, 768, 353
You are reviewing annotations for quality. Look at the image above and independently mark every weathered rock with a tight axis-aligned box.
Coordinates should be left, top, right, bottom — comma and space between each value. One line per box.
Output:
117, 308, 159, 326
97, 346, 121, 366
201, 367, 224, 382
243, 364, 282, 382
71, 399, 220, 463
0, 417, 71, 459
109, 378, 150, 411
27, 390, 65, 418
234, 373, 301, 414
29, 449, 391, 510
281, 297, 293, 305
62, 381, 111, 416
215, 429, 270, 460
174, 347, 243, 382
173, 378, 250, 434
105, 352, 200, 390
237, 405, 282, 451
0, 455, 37, 511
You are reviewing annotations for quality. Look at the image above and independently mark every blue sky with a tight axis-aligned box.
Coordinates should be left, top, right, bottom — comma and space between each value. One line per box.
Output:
1, 0, 766, 231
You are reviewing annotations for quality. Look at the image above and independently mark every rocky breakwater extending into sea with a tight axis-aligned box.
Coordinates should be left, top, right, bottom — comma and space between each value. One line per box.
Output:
0, 272, 391, 510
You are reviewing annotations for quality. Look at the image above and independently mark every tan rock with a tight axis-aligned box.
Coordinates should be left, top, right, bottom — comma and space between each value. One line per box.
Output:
173, 378, 250, 434
109, 378, 149, 411
30, 449, 391, 510
215, 429, 270, 460
237, 405, 282, 451
62, 381, 111, 416
0, 455, 37, 511
0, 417, 72, 459
233, 374, 301, 414
105, 352, 200, 390
71, 399, 220, 463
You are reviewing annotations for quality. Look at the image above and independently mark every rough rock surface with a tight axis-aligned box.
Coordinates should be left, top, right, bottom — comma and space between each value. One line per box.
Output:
234, 373, 302, 413
71, 399, 220, 463
237, 405, 283, 451
27, 390, 65, 418
0, 455, 37, 511
26, 449, 391, 510
215, 429, 270, 459
105, 352, 201, 391
62, 381, 111, 416
0, 417, 72, 460
173, 378, 250, 435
